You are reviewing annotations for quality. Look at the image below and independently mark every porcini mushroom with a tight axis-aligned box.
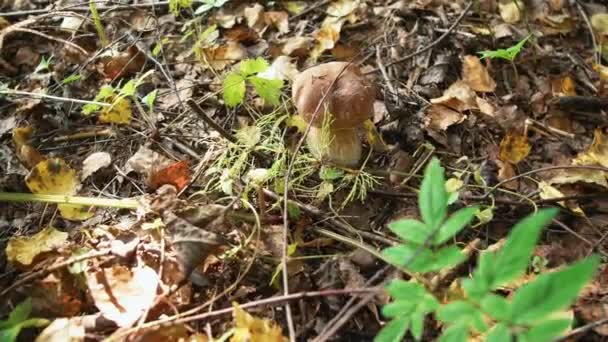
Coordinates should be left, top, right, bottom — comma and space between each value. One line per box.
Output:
292, 62, 376, 167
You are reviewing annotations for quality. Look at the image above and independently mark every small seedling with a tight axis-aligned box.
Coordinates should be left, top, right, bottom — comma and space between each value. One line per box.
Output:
0, 298, 49, 342
478, 34, 531, 84
375, 157, 599, 342
222, 57, 284, 107
34, 56, 52, 74
478, 34, 531, 62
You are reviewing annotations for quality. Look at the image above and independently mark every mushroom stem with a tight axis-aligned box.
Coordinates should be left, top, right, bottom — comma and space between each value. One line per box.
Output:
307, 126, 362, 167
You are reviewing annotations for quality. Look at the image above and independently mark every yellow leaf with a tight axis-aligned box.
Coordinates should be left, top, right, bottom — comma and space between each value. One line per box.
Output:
591, 13, 608, 36
6, 227, 68, 266
99, 96, 132, 124
25, 158, 93, 220
584, 128, 608, 168
445, 178, 463, 193
593, 63, 608, 82
551, 75, 576, 97
538, 181, 585, 216
284, 1, 305, 15
286, 114, 308, 133
231, 303, 288, 342
499, 130, 530, 164
363, 119, 388, 152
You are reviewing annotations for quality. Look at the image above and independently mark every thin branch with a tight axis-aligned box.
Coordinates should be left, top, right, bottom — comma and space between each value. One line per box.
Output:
0, 1, 171, 17
0, 89, 110, 107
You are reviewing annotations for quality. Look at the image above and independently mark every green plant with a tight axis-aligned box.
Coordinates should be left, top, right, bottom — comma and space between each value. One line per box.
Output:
0, 298, 49, 342
478, 34, 531, 83
169, 0, 193, 16
222, 57, 284, 108
195, 0, 229, 15
34, 56, 52, 74
89, 0, 108, 47
82, 70, 153, 115
478, 35, 531, 62
375, 158, 600, 342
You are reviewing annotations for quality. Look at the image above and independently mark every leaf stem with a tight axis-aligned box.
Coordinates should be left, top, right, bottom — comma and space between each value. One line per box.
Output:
0, 192, 139, 209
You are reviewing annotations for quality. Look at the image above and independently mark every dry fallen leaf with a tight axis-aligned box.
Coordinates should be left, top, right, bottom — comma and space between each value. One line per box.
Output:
101, 46, 146, 80
13, 126, 46, 169
6, 227, 68, 266
551, 75, 576, 97
26, 158, 93, 220
499, 129, 531, 164
430, 80, 478, 112
538, 181, 584, 216
309, 0, 361, 61
199, 41, 247, 70
150, 160, 191, 192
462, 55, 496, 92
496, 160, 519, 190
244, 4, 265, 33
578, 128, 608, 168
230, 303, 288, 342
35, 317, 85, 342
81, 152, 112, 180
264, 11, 289, 34
425, 105, 465, 131
257, 55, 298, 81
86, 264, 158, 327
125, 145, 173, 178
499, 0, 523, 24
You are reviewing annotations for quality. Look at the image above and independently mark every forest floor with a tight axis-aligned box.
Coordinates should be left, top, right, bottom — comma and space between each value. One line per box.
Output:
1, 0, 608, 341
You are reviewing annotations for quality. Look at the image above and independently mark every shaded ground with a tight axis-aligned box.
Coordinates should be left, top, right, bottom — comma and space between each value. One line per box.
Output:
1, 0, 608, 341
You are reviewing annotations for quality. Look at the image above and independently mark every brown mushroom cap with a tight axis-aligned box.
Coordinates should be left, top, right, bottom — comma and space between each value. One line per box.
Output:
292, 62, 376, 129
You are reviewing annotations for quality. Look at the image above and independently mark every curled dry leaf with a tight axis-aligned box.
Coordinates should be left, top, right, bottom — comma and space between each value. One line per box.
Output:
551, 75, 576, 97
81, 152, 112, 180
162, 210, 225, 283
425, 105, 465, 131
101, 46, 146, 80
575, 128, 608, 168
430, 80, 477, 112
499, 0, 523, 24
125, 145, 173, 178
86, 264, 158, 328
550, 128, 608, 188
264, 11, 290, 34
309, 0, 361, 61
282, 37, 314, 57
200, 41, 247, 70
13, 126, 45, 169
6, 227, 68, 267
538, 181, 584, 216
496, 159, 519, 190
26, 158, 93, 220
499, 129, 531, 164
257, 55, 298, 81
244, 4, 265, 32
462, 55, 496, 92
